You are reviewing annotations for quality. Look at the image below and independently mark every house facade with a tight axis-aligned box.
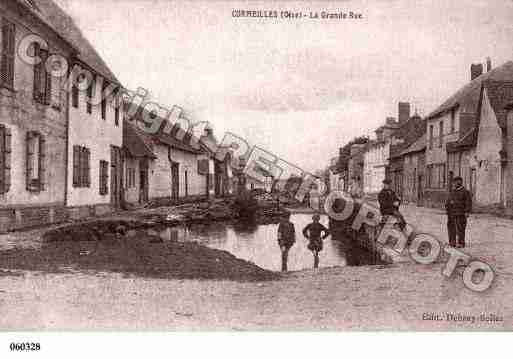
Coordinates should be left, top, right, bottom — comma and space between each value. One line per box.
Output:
424, 60, 513, 208
1, 0, 76, 231
400, 134, 426, 204
123, 121, 156, 205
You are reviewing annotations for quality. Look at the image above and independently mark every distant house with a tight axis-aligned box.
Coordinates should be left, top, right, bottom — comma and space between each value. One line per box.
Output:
424, 60, 513, 208
387, 103, 426, 198
347, 143, 366, 195
122, 121, 156, 205
362, 118, 400, 194
199, 126, 233, 198
400, 134, 426, 204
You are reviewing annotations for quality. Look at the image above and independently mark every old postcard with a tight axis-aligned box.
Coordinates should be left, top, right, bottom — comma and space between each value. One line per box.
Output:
1, 0, 513, 343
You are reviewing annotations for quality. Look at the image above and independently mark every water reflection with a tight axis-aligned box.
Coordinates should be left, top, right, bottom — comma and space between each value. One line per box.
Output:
158, 214, 381, 272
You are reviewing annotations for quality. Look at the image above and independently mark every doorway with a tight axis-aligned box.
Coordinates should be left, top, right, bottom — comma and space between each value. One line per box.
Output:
171, 161, 179, 201
139, 160, 149, 204
110, 146, 122, 208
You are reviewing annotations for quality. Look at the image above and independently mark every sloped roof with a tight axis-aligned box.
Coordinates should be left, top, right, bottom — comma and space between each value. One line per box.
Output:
24, 0, 120, 84
446, 128, 477, 153
389, 116, 426, 159
482, 80, 513, 128
127, 106, 204, 154
427, 61, 513, 120
401, 134, 426, 156
123, 122, 156, 159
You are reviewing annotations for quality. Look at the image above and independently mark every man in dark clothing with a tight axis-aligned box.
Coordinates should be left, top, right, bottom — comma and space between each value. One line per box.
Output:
302, 214, 330, 269
378, 179, 406, 230
445, 176, 472, 248
277, 213, 296, 271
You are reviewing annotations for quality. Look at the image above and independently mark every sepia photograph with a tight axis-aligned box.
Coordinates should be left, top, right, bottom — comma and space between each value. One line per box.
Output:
1, 0, 513, 350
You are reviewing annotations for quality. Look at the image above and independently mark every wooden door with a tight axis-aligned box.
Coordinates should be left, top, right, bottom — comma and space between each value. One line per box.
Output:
110, 146, 122, 208
139, 160, 149, 204
171, 162, 179, 201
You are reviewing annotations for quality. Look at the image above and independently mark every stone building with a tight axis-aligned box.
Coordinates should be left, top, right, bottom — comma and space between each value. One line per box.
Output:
400, 134, 426, 204
362, 118, 399, 195
424, 60, 513, 208
122, 121, 156, 205
1, 0, 121, 230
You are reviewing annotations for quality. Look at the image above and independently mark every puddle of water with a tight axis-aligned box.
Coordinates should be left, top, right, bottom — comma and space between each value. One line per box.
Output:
159, 214, 382, 271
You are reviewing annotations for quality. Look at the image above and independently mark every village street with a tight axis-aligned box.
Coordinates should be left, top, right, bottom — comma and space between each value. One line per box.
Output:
0, 204, 512, 330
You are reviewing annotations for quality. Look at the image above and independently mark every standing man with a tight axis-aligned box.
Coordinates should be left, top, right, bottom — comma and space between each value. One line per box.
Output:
378, 179, 406, 230
445, 176, 472, 248
277, 212, 296, 272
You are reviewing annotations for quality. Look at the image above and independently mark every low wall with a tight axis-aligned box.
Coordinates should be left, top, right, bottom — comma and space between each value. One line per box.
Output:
0, 203, 115, 233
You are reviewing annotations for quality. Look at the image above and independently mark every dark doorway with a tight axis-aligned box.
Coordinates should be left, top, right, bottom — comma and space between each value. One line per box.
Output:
110, 146, 122, 208
171, 161, 179, 201
139, 160, 149, 204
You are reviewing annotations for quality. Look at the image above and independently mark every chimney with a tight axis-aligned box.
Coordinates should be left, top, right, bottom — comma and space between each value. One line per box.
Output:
398, 102, 410, 124
486, 57, 492, 72
386, 117, 396, 125
471, 63, 483, 81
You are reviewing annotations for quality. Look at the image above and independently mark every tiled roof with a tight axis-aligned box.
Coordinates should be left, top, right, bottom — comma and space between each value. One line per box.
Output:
127, 106, 204, 154
123, 122, 156, 159
24, 0, 120, 84
446, 128, 477, 153
400, 134, 426, 156
389, 116, 426, 159
427, 61, 513, 121
482, 80, 513, 129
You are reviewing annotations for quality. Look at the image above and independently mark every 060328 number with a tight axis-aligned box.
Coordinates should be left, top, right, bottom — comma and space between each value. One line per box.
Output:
9, 342, 41, 351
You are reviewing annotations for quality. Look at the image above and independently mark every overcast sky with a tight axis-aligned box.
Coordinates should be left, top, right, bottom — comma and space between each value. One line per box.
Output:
55, 0, 513, 172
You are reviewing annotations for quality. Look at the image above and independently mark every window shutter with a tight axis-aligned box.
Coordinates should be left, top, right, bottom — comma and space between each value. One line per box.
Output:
73, 145, 79, 186
33, 43, 41, 101
38, 135, 46, 191
45, 66, 52, 105
26, 132, 34, 190
85, 148, 91, 187
3, 126, 11, 193
1, 20, 15, 88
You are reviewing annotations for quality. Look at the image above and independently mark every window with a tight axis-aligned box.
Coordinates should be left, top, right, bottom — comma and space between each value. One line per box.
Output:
33, 44, 51, 104
114, 88, 120, 126
0, 124, 12, 194
86, 77, 94, 114
427, 163, 446, 189
72, 82, 79, 108
429, 125, 434, 149
101, 80, 107, 120
0, 19, 15, 89
99, 160, 109, 195
450, 109, 455, 133
126, 167, 136, 188
439, 121, 444, 148
72, 145, 90, 187
26, 131, 45, 192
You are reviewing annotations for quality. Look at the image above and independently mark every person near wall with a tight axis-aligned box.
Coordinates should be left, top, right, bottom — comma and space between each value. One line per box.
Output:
277, 212, 296, 272
445, 176, 472, 248
378, 179, 406, 230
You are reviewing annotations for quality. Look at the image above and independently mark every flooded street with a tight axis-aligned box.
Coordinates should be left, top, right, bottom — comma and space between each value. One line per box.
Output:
159, 214, 381, 271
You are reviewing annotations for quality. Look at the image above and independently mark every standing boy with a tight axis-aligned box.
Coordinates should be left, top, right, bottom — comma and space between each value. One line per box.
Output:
277, 213, 296, 271
302, 214, 330, 269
